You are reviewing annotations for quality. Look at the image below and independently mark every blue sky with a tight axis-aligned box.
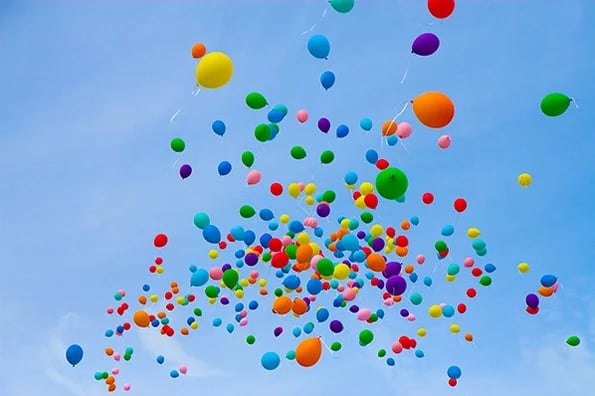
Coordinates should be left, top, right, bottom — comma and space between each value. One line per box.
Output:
1, 0, 595, 395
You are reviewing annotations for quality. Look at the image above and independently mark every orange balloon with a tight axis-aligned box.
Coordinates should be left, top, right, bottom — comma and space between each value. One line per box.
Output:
296, 244, 313, 263
401, 220, 411, 230
411, 91, 455, 128
191, 43, 207, 59
538, 286, 554, 297
292, 298, 308, 315
296, 337, 322, 367
272, 296, 292, 314
108, 383, 116, 392
105, 376, 115, 385
366, 253, 386, 272
396, 246, 408, 257
381, 120, 398, 136
133, 310, 150, 328
464, 332, 473, 342
105, 347, 114, 356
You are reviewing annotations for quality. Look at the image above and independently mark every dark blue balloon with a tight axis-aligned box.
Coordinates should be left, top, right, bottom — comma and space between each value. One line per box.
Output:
202, 224, 221, 244
320, 70, 335, 90
217, 160, 232, 176
65, 344, 84, 367
212, 120, 226, 136
336, 124, 349, 138
243, 230, 256, 246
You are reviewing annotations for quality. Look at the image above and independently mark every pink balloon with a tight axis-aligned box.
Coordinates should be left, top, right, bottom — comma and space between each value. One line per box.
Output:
552, 281, 560, 292
111, 368, 120, 375
179, 365, 188, 375
396, 122, 412, 138
416, 254, 425, 264
296, 109, 309, 123
209, 267, 223, 280
357, 308, 371, 321
337, 284, 345, 292
438, 135, 451, 149
239, 317, 248, 326
106, 307, 114, 314
281, 235, 293, 247
250, 270, 259, 278
384, 298, 394, 306
246, 170, 262, 185
123, 384, 131, 391
113, 353, 121, 361
342, 288, 355, 301
391, 342, 403, 353
407, 313, 416, 321
463, 257, 474, 267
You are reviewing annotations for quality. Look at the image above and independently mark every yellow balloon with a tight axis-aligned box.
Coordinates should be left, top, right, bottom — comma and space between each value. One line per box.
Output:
235, 289, 244, 298
310, 242, 320, 255
176, 296, 185, 305
446, 274, 456, 282
334, 263, 350, 280
240, 278, 249, 287
149, 294, 159, 303
340, 218, 350, 229
518, 172, 532, 187
417, 328, 427, 337
156, 266, 164, 274
370, 224, 383, 238
190, 321, 199, 330
449, 323, 461, 333
345, 183, 356, 190
428, 304, 442, 318
280, 214, 290, 224
208, 249, 219, 259
304, 195, 315, 205
466, 227, 480, 238
304, 183, 317, 195
296, 232, 310, 245
195, 52, 234, 89
517, 262, 530, 273
354, 196, 366, 209
258, 278, 267, 287
288, 183, 301, 198
359, 182, 374, 195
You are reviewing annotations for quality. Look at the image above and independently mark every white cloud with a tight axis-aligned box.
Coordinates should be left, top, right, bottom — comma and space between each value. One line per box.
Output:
137, 329, 225, 378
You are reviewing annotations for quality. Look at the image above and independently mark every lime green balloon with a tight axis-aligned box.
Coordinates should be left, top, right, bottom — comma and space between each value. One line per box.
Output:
239, 205, 256, 218
246, 335, 256, 345
254, 123, 271, 142
205, 285, 219, 298
479, 275, 492, 286
330, 341, 342, 351
359, 329, 374, 346
241, 151, 255, 167
316, 258, 335, 277
566, 335, 580, 347
540, 93, 571, 117
222, 269, 239, 289
330, 0, 354, 13
320, 150, 335, 164
360, 212, 373, 224
375, 167, 408, 200
246, 92, 268, 109
170, 137, 185, 152
290, 146, 307, 160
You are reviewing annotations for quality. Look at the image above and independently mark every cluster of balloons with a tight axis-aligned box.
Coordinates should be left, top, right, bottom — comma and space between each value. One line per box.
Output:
67, 0, 582, 392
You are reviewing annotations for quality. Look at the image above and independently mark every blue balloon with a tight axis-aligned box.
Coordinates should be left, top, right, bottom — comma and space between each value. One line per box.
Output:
415, 349, 425, 358
307, 34, 331, 59
259, 232, 272, 248
292, 327, 302, 337
212, 120, 226, 136
540, 274, 557, 287
360, 117, 373, 131
336, 124, 349, 138
423, 276, 433, 287
288, 220, 305, 233
212, 317, 222, 327
230, 225, 245, 240
259, 208, 274, 221
365, 149, 378, 164
442, 305, 455, 317
156, 355, 165, 364
387, 357, 396, 366
344, 171, 358, 185
303, 322, 314, 334
217, 160, 232, 176
447, 365, 462, 379
267, 109, 285, 123
320, 70, 335, 89
226, 323, 235, 334
306, 278, 323, 295
314, 227, 324, 237
441, 224, 455, 236
170, 369, 179, 378
243, 230, 256, 246
190, 269, 209, 287
273, 104, 288, 116
484, 263, 497, 273
386, 135, 399, 146
202, 225, 221, 244
410, 216, 420, 225
316, 307, 330, 323
283, 275, 301, 290
261, 352, 281, 370
341, 233, 359, 251
65, 344, 84, 367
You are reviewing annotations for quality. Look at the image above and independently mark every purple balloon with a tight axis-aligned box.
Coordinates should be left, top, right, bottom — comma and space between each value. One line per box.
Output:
220, 296, 229, 305
245, 253, 259, 266
274, 327, 283, 337
400, 308, 409, 317
371, 238, 385, 252
525, 293, 539, 309
376, 279, 385, 289
349, 305, 360, 313
329, 320, 344, 333
318, 117, 331, 133
386, 275, 407, 296
316, 203, 331, 217
221, 263, 232, 271
357, 231, 366, 239
383, 261, 402, 278
412, 33, 440, 56
179, 164, 192, 179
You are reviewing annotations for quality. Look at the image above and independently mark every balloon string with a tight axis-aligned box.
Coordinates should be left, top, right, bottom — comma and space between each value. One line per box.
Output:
169, 106, 183, 124
300, 6, 328, 36
391, 101, 410, 123
570, 97, 579, 109
400, 56, 411, 85
319, 336, 334, 353
171, 157, 180, 169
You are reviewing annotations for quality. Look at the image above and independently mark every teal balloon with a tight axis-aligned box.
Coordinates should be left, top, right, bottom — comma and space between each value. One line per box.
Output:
193, 212, 210, 229
330, 0, 354, 13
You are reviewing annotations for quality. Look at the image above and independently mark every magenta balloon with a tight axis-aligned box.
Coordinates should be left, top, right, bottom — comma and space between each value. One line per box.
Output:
411, 33, 440, 56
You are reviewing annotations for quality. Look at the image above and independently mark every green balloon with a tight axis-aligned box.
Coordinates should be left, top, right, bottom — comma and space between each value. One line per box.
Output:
222, 269, 239, 289
316, 258, 335, 277
377, 349, 387, 358
566, 335, 580, 347
102, 372, 109, 379
322, 190, 336, 203
193, 308, 202, 316
205, 285, 219, 298
330, 0, 354, 13
410, 292, 423, 305
359, 329, 374, 346
170, 137, 185, 152
246, 335, 256, 345
254, 123, 271, 142
320, 150, 335, 164
479, 275, 492, 286
239, 205, 256, 218
193, 212, 210, 229
540, 92, 571, 117
435, 240, 448, 252
285, 244, 297, 259
261, 252, 271, 262
360, 212, 373, 224
241, 151, 255, 167
330, 341, 342, 352
290, 146, 307, 159
274, 288, 283, 297
375, 167, 408, 200
245, 92, 268, 110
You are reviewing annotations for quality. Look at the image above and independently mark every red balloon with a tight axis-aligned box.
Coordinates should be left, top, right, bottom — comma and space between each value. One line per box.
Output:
153, 233, 168, 248
352, 191, 362, 200
466, 287, 477, 298
376, 158, 390, 170
218, 241, 227, 249
396, 235, 409, 247
427, 0, 455, 19
457, 303, 467, 314
270, 182, 283, 196
164, 291, 173, 300
422, 192, 434, 204
154, 257, 163, 265
149, 265, 156, 273
364, 193, 379, 209
271, 252, 290, 268
471, 267, 483, 277
448, 378, 458, 387
385, 227, 396, 238
526, 306, 540, 315
453, 198, 467, 212
268, 238, 283, 252
399, 335, 411, 349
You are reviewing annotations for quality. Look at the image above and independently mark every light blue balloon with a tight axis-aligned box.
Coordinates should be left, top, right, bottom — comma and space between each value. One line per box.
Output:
314, 227, 324, 237
217, 160, 232, 176
423, 276, 433, 287
303, 322, 314, 334
307, 34, 331, 59
268, 221, 279, 231
441, 224, 454, 236
226, 323, 235, 334
341, 233, 360, 251
202, 224, 221, 244
212, 120, 226, 136
344, 171, 358, 185
336, 124, 349, 138
230, 225, 245, 240
415, 349, 425, 358
386, 135, 398, 146
320, 70, 335, 89
212, 317, 222, 327
190, 269, 209, 287
442, 305, 455, 317
360, 117, 372, 131
292, 327, 302, 337
410, 216, 420, 225
261, 352, 281, 370
365, 149, 378, 164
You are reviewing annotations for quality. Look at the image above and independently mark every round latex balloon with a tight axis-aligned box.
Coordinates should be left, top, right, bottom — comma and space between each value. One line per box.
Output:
412, 33, 440, 56
517, 173, 532, 187
412, 91, 455, 128
191, 43, 206, 59
540, 93, 571, 117
307, 34, 331, 59
196, 52, 234, 89
375, 167, 408, 200
66, 344, 84, 367
427, 0, 455, 19
295, 337, 322, 367
330, 0, 354, 13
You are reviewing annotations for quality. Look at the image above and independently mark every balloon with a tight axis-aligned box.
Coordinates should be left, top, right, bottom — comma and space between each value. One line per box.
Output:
566, 336, 580, 347
320, 150, 335, 164
336, 124, 349, 138
170, 137, 185, 152
412, 33, 440, 56
66, 344, 84, 367
307, 34, 331, 59
540, 93, 571, 117
295, 337, 322, 367
202, 224, 221, 244
518, 173, 532, 187
396, 122, 412, 138
447, 365, 462, 379
261, 352, 281, 370
212, 120, 226, 136
428, 0, 455, 19
375, 167, 408, 200
241, 151, 255, 168
191, 43, 206, 59
318, 117, 331, 133
179, 164, 192, 179
291, 146, 307, 160
320, 71, 335, 90
195, 51, 234, 89
330, 0, 354, 13
412, 91, 455, 128
246, 92, 268, 109
517, 262, 529, 273
437, 135, 451, 149
246, 170, 262, 185
297, 109, 309, 123
133, 310, 150, 327
222, 269, 239, 289
217, 161, 232, 176
360, 117, 373, 131
193, 212, 210, 229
